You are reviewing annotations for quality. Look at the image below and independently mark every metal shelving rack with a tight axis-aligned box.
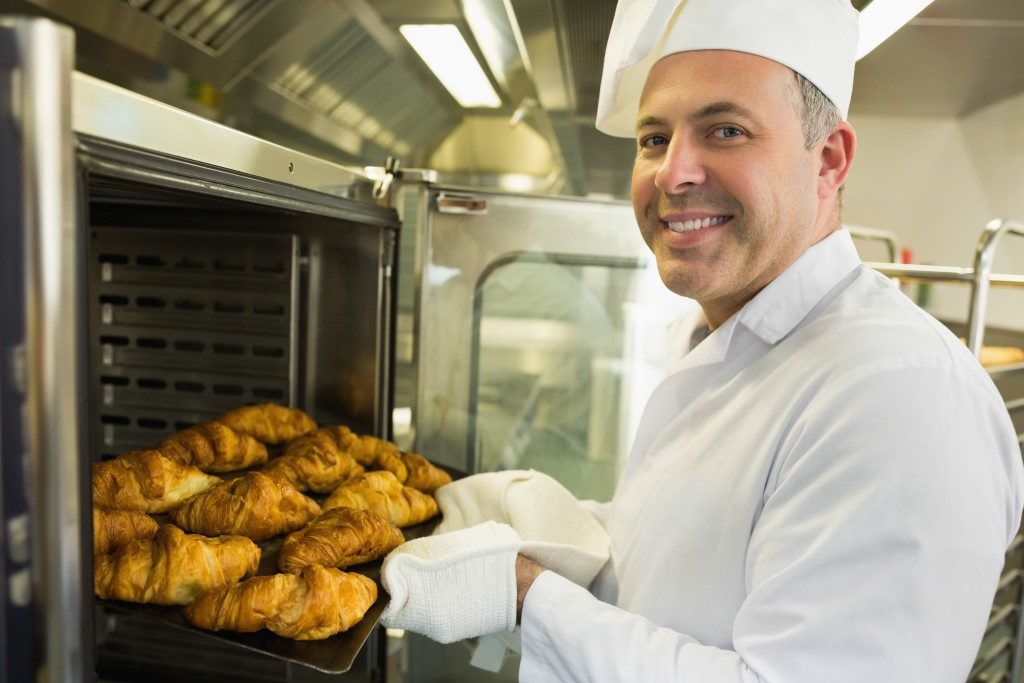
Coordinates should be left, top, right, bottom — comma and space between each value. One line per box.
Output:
857, 220, 1024, 683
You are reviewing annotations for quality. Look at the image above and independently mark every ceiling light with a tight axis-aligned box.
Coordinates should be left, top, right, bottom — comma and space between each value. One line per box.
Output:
399, 24, 502, 108
857, 0, 936, 60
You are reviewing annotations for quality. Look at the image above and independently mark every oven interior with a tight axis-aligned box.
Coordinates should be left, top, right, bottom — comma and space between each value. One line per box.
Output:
83, 169, 396, 682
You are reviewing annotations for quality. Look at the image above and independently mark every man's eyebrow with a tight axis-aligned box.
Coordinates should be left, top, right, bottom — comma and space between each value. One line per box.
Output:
635, 116, 666, 133
635, 102, 759, 134
689, 101, 758, 124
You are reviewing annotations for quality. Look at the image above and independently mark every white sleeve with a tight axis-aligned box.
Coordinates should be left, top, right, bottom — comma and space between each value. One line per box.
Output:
519, 360, 1023, 682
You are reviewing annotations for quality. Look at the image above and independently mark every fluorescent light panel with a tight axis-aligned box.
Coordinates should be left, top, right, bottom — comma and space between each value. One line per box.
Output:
857, 0, 936, 60
400, 24, 502, 108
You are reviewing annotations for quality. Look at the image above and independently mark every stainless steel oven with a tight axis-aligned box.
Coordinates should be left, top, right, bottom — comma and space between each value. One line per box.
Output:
2, 17, 400, 682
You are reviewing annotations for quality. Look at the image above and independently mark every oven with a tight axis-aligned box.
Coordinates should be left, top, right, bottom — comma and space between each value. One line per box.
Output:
2, 17, 400, 682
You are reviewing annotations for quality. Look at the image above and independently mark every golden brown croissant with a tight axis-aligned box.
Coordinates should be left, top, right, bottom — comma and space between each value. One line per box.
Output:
158, 420, 268, 473
323, 471, 438, 528
94, 524, 259, 605
218, 403, 318, 445
260, 427, 364, 494
348, 432, 403, 468
92, 450, 221, 513
397, 452, 452, 494
278, 507, 404, 573
184, 564, 377, 640
169, 472, 321, 541
370, 448, 408, 483
93, 507, 159, 555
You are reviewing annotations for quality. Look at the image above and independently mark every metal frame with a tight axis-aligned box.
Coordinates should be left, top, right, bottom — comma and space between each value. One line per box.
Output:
1, 16, 87, 683
863, 219, 1024, 355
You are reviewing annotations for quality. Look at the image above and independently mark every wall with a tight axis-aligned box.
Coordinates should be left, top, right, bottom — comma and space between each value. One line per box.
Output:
845, 93, 1024, 331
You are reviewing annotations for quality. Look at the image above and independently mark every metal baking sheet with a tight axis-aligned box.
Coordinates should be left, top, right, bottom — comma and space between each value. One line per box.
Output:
97, 464, 459, 674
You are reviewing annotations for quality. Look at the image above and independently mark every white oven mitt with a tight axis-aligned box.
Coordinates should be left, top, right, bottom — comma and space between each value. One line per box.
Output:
380, 521, 520, 644
435, 469, 610, 587
379, 471, 611, 645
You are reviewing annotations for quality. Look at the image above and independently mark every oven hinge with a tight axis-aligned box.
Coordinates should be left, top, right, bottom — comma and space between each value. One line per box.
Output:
372, 156, 402, 206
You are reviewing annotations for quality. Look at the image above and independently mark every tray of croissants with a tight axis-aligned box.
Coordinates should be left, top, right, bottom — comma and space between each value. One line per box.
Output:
91, 402, 455, 673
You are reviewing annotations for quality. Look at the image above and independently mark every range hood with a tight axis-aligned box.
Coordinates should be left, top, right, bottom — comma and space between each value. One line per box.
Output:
4, 0, 1024, 199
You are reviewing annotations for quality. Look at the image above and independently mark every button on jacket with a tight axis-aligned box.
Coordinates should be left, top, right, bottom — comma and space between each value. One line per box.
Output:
519, 229, 1024, 682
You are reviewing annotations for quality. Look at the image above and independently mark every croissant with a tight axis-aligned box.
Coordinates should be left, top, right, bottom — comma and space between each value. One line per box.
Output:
348, 432, 403, 468
169, 472, 321, 541
184, 564, 377, 640
94, 524, 259, 605
93, 507, 159, 555
401, 452, 452, 493
323, 471, 438, 528
218, 403, 318, 445
278, 507, 404, 573
260, 427, 364, 494
370, 448, 408, 483
158, 420, 268, 473
92, 450, 221, 513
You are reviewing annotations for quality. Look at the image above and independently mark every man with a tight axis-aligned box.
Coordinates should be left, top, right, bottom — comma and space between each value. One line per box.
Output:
382, 0, 1024, 680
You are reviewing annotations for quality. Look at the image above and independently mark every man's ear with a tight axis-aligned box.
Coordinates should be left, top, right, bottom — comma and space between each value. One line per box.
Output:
818, 122, 856, 200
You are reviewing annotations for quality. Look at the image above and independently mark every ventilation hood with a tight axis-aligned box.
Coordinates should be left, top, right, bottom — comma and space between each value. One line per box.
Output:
3, 0, 1024, 199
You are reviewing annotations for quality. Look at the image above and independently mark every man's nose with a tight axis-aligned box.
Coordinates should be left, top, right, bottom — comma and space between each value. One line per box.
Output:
654, 138, 707, 193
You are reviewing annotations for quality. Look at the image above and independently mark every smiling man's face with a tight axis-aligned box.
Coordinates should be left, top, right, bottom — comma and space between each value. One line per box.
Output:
631, 50, 834, 327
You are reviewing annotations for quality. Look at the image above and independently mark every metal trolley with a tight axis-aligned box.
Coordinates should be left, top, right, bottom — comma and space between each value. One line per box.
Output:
863, 220, 1024, 683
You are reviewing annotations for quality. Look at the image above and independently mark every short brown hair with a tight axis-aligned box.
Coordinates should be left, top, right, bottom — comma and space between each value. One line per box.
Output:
792, 72, 841, 150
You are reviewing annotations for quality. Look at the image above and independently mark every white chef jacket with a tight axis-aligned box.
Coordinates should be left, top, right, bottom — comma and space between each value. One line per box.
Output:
519, 228, 1024, 682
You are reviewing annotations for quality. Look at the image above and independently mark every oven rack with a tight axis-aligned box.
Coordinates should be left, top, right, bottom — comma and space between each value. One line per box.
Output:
855, 219, 1024, 683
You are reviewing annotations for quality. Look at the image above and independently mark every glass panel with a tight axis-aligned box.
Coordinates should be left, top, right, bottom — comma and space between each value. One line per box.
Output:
470, 256, 640, 501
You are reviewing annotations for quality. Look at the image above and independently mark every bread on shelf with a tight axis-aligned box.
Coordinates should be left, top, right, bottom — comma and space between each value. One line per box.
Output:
93, 507, 159, 555
94, 524, 259, 605
92, 450, 221, 513
278, 507, 404, 573
158, 420, 268, 473
260, 427, 364, 494
183, 564, 377, 640
168, 471, 321, 541
323, 471, 438, 528
218, 403, 318, 445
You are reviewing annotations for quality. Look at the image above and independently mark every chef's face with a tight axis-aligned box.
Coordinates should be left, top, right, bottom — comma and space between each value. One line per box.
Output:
631, 50, 841, 326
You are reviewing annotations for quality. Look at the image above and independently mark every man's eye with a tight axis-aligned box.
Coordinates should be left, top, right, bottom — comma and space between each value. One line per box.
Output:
639, 134, 668, 149
712, 126, 744, 140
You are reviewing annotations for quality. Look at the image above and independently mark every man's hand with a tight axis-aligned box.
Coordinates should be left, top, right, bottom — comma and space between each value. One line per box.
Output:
516, 554, 546, 622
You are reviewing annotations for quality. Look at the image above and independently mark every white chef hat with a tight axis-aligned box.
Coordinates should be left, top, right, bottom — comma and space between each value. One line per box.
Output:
596, 0, 860, 137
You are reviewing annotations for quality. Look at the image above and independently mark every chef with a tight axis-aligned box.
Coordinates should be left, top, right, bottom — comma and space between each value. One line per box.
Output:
381, 0, 1024, 680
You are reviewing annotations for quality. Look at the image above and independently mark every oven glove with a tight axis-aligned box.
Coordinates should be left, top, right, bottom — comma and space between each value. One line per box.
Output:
380, 521, 520, 644
434, 469, 611, 587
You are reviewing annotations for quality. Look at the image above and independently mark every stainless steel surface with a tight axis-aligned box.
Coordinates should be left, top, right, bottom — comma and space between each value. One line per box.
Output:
846, 224, 901, 264
864, 263, 1024, 288
398, 181, 692, 489
72, 71, 377, 202
6, 16, 84, 683
5, 0, 1024, 198
86, 228, 299, 458
967, 219, 1024, 357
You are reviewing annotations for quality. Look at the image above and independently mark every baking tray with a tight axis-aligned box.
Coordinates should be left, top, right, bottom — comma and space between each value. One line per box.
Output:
97, 464, 460, 674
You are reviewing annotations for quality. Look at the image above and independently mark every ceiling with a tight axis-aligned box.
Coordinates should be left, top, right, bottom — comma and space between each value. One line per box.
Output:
2, 0, 1023, 199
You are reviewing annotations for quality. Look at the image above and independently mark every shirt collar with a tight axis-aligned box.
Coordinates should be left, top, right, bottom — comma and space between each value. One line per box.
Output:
736, 228, 862, 345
